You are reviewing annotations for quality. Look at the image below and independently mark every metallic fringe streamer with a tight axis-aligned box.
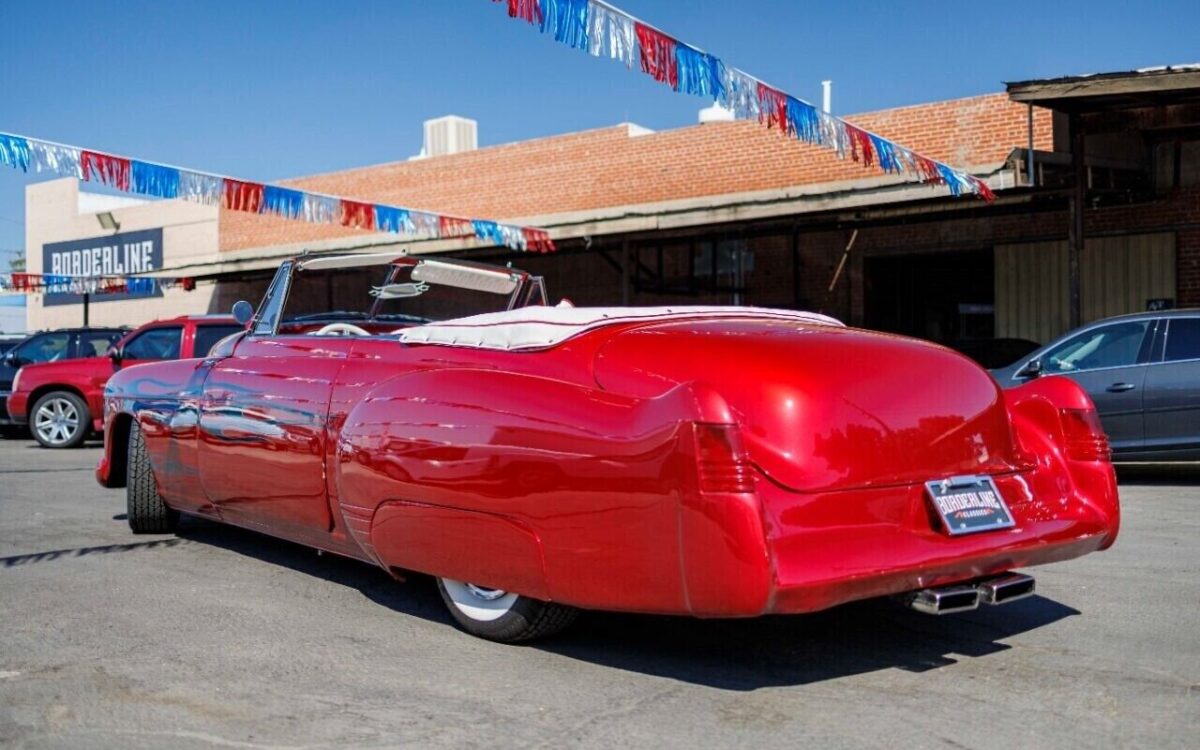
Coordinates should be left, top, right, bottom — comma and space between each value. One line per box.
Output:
500, 224, 527, 251
722, 68, 760, 120
756, 83, 788, 130
587, 3, 635, 68
302, 194, 340, 224
81, 151, 131, 190
29, 142, 82, 178
868, 133, 899, 173
785, 97, 822, 145
542, 0, 590, 50
340, 200, 376, 230
472, 220, 504, 245
131, 161, 181, 198
501, 0, 541, 24
262, 185, 304, 218
675, 45, 724, 100
440, 216, 475, 238
178, 171, 223, 206
223, 179, 264, 213
409, 211, 441, 238
634, 23, 677, 89
374, 205, 413, 235
0, 134, 31, 172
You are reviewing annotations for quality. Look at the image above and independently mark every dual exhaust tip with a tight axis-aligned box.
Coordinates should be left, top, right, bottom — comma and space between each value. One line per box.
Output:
903, 573, 1036, 615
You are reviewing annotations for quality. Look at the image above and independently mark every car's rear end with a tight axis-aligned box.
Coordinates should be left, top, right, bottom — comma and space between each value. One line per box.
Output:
593, 318, 1120, 617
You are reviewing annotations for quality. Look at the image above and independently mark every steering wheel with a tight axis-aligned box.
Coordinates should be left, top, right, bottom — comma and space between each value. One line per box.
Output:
312, 323, 371, 337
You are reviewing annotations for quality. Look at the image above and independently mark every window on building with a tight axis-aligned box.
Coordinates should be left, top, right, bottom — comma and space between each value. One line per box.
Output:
193, 325, 244, 358
123, 327, 183, 361
1042, 321, 1150, 373
1164, 318, 1200, 362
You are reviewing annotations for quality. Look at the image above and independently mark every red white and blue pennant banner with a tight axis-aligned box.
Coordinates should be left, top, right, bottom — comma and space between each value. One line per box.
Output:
0, 131, 556, 252
490, 0, 996, 201
0, 273, 194, 296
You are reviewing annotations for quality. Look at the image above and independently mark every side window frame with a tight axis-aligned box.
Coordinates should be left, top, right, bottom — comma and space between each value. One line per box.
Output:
1161, 316, 1200, 364
1038, 320, 1155, 376
252, 261, 294, 337
123, 326, 184, 361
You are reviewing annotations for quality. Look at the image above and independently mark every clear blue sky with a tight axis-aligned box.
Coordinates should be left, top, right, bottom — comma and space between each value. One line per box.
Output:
2, 0, 1197, 260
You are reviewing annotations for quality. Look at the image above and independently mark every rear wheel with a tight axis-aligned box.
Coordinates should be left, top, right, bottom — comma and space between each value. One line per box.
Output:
436, 577, 578, 642
126, 421, 179, 534
31, 391, 89, 448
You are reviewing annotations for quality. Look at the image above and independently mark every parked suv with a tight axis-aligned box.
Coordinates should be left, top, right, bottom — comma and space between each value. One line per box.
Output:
991, 309, 1200, 460
1, 327, 127, 435
8, 316, 242, 448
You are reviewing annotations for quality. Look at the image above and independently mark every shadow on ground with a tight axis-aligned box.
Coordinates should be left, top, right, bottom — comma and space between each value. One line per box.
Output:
1116, 462, 1200, 486
175, 518, 1079, 691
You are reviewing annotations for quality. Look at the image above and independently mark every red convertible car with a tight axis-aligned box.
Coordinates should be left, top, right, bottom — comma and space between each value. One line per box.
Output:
97, 252, 1120, 641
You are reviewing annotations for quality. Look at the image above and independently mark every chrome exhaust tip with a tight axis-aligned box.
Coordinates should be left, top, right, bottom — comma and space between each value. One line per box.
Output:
977, 573, 1036, 605
903, 585, 981, 615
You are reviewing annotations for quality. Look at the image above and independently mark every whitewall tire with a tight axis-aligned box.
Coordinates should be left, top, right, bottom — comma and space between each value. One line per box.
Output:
436, 577, 578, 642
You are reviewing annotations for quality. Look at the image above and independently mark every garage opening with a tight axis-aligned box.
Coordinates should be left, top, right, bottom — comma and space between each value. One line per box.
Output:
864, 249, 995, 345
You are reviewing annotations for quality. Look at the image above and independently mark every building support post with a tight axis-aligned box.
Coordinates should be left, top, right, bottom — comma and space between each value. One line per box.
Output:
1067, 115, 1085, 329
82, 293, 90, 326
791, 225, 801, 308
620, 239, 630, 306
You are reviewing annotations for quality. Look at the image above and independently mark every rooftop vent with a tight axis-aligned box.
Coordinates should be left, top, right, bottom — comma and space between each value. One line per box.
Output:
698, 103, 735, 124
422, 115, 478, 157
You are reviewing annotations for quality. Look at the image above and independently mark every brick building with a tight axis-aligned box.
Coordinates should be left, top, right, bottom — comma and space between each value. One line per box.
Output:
23, 65, 1200, 349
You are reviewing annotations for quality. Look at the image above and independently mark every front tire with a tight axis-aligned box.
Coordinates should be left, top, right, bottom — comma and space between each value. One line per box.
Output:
31, 391, 89, 448
436, 578, 578, 642
126, 421, 179, 534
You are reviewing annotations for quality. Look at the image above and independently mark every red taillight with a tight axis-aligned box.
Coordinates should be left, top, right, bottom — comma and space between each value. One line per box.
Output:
1060, 408, 1111, 461
694, 423, 755, 493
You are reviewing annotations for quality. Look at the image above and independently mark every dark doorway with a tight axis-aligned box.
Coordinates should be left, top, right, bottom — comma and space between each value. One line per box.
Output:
864, 250, 994, 344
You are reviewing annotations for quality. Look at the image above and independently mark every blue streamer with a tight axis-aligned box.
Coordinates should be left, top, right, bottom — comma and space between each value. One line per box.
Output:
540, 0, 589, 50
674, 45, 725, 100
936, 163, 965, 196
130, 161, 180, 198
262, 185, 304, 218
127, 277, 156, 294
0, 133, 31, 172
44, 275, 69, 294
472, 220, 506, 245
375, 205, 412, 234
785, 97, 822, 145
867, 134, 899, 173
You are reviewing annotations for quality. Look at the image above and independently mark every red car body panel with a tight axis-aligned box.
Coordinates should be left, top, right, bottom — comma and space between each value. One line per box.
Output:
13, 316, 237, 435
97, 299, 1119, 617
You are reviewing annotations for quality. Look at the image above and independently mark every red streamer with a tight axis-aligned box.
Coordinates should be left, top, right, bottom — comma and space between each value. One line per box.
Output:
846, 126, 874, 166
223, 179, 264, 213
10, 273, 32, 292
523, 228, 555, 253
439, 216, 474, 238
756, 83, 788, 131
634, 23, 678, 89
499, 0, 541, 24
81, 151, 131, 191
339, 199, 376, 230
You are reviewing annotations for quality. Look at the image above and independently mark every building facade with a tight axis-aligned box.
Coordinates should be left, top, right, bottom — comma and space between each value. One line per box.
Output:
21, 69, 1200, 348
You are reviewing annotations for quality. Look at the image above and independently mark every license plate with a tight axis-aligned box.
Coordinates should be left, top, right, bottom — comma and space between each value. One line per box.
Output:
925, 475, 1016, 536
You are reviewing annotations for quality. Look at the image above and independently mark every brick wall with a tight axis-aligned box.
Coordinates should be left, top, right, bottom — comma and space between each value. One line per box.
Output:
218, 93, 1051, 252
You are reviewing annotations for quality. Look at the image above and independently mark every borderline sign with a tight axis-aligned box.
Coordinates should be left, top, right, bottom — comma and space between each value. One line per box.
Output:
42, 228, 164, 306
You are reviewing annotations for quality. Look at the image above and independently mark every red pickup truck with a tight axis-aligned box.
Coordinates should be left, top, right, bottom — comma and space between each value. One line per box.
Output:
9, 315, 242, 448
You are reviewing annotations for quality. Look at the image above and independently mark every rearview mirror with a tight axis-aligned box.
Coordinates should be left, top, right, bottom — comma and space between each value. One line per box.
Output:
2, 351, 15, 367
232, 300, 254, 326
1017, 358, 1043, 378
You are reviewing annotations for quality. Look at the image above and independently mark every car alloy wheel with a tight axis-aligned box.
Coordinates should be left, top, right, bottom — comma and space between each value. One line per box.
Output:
34, 395, 82, 447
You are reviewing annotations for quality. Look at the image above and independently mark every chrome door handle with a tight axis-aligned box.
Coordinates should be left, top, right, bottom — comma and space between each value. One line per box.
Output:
1106, 382, 1136, 393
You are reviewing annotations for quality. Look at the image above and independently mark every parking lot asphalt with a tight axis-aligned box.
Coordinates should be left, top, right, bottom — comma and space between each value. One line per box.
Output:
1, 438, 1198, 749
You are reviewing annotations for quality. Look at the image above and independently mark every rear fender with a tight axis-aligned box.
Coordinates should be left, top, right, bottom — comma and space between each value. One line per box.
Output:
341, 369, 761, 613
1005, 376, 1120, 549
